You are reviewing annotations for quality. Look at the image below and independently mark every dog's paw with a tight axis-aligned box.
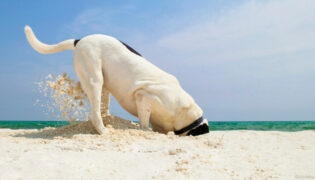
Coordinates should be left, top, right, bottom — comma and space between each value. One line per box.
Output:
96, 127, 107, 135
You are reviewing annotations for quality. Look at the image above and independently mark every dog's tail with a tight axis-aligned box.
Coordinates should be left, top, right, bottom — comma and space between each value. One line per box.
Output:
24, 25, 76, 54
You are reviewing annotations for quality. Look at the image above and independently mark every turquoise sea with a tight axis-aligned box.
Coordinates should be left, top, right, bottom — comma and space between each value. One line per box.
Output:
0, 121, 315, 131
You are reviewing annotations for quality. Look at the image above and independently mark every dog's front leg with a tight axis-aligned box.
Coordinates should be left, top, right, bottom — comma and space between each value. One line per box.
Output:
135, 90, 151, 129
74, 51, 106, 135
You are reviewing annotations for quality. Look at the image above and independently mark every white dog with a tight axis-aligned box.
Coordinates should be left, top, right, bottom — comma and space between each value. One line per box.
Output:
24, 25, 209, 136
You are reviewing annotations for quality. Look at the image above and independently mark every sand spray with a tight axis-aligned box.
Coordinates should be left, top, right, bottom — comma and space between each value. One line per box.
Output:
34, 72, 140, 131
35, 73, 90, 122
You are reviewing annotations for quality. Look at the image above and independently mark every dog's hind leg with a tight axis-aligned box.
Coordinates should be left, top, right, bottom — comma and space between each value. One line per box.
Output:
74, 53, 106, 134
101, 87, 110, 117
135, 90, 152, 129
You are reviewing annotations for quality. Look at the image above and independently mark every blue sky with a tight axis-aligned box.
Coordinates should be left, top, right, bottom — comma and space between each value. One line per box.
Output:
0, 0, 315, 121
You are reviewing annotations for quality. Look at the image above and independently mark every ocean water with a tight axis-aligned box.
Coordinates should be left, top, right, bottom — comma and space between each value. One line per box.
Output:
0, 121, 315, 131
0, 121, 70, 129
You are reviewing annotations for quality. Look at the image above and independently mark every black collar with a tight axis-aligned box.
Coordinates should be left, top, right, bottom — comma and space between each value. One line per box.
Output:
174, 117, 208, 136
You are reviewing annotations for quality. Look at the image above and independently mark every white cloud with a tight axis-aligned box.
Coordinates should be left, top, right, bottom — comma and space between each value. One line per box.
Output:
64, 8, 113, 36
157, 0, 315, 62
63, 6, 149, 48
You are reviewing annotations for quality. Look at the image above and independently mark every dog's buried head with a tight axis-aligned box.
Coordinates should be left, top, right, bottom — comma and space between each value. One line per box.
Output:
174, 117, 209, 136
24, 25, 209, 136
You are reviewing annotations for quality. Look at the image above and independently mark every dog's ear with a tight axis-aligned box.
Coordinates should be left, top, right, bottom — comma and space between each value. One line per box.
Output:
187, 124, 209, 136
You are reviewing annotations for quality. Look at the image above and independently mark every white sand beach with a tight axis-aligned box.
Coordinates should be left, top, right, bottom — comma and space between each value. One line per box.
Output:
0, 116, 314, 180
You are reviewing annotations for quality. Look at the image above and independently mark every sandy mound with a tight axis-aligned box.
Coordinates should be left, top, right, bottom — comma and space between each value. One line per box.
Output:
14, 115, 144, 139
